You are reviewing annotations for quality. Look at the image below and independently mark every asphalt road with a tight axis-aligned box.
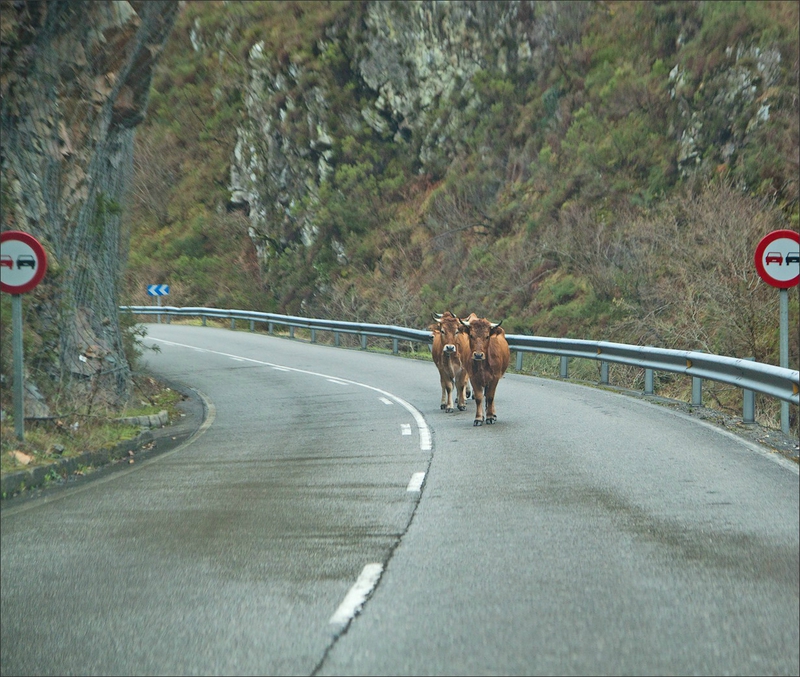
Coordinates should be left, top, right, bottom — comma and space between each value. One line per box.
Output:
1, 324, 798, 676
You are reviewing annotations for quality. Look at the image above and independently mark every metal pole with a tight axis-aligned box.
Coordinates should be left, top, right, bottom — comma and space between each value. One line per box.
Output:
644, 368, 654, 395
157, 295, 161, 324
692, 376, 702, 407
12, 294, 24, 441
779, 289, 789, 434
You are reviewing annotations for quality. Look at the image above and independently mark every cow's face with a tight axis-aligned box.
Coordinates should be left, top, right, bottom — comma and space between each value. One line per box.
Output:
435, 313, 461, 354
460, 317, 502, 362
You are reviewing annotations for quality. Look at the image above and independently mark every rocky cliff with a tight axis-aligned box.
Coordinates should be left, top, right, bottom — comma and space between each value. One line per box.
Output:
1, 0, 178, 411
220, 0, 796, 286
228, 0, 579, 261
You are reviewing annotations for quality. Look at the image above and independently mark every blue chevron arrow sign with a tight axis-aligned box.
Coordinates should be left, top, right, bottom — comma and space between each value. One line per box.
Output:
147, 284, 170, 296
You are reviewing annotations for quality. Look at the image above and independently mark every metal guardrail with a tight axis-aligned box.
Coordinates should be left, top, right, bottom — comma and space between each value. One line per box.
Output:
122, 306, 799, 427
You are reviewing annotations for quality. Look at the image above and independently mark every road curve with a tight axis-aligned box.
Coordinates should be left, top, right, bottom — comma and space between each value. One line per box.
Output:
1, 324, 797, 676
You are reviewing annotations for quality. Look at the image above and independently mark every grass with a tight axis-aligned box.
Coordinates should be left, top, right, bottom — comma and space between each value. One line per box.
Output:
0, 375, 185, 477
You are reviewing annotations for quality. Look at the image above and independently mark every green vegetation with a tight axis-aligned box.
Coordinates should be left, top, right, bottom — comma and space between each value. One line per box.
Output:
118, 1, 797, 432
0, 375, 185, 476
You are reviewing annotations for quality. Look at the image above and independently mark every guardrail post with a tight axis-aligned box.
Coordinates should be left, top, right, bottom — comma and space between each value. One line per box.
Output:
249, 320, 255, 332
692, 376, 702, 407
202, 316, 207, 327
560, 356, 568, 378
393, 338, 399, 355
311, 329, 316, 343
268, 322, 274, 335
644, 368, 654, 395
230, 318, 235, 330
165, 312, 170, 325
742, 357, 755, 424
600, 361, 609, 385
289, 326, 295, 339
335, 332, 340, 347
361, 334, 367, 350
515, 351, 523, 371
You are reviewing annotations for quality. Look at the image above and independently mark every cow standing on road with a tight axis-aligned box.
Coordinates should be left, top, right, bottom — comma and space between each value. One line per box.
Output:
430, 311, 472, 413
459, 315, 510, 426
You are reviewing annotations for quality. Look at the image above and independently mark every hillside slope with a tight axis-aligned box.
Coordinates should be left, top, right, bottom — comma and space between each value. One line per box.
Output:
125, 1, 798, 422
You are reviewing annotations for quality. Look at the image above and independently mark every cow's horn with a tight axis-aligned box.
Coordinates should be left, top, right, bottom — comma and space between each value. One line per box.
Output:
490, 319, 504, 329
433, 312, 443, 321
459, 316, 472, 327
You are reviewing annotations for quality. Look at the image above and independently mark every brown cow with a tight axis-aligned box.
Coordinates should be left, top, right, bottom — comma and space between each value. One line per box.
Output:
429, 311, 472, 413
459, 315, 510, 426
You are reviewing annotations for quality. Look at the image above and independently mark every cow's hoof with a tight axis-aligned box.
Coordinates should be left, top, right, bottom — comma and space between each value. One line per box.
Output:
445, 407, 454, 413
440, 404, 446, 410
486, 416, 496, 424
457, 405, 466, 411
473, 419, 483, 427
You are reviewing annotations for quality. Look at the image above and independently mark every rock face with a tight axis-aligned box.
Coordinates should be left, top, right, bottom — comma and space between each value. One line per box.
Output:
222, 0, 794, 282
1, 0, 178, 406
228, 0, 562, 264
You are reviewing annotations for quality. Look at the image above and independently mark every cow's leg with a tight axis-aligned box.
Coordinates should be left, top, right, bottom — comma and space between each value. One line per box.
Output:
485, 380, 499, 423
456, 370, 469, 411
473, 385, 485, 425
440, 373, 454, 412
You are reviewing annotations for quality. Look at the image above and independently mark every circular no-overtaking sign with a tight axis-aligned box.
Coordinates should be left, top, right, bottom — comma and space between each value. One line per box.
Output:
0, 231, 48, 294
754, 229, 800, 289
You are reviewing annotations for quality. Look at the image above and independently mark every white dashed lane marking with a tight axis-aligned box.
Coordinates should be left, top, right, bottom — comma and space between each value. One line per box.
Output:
329, 563, 383, 630
406, 472, 425, 492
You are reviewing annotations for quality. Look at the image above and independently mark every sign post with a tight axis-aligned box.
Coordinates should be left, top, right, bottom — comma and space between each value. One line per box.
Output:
754, 229, 800, 435
1, 231, 48, 441
147, 284, 170, 324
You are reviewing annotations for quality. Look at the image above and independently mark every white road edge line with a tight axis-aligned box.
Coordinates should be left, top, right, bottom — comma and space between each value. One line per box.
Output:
329, 563, 383, 629
406, 472, 425, 492
150, 338, 433, 453
379, 397, 393, 405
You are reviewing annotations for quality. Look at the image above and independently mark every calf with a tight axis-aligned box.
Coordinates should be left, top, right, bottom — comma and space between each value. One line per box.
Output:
459, 315, 510, 425
429, 311, 471, 413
